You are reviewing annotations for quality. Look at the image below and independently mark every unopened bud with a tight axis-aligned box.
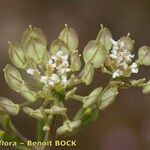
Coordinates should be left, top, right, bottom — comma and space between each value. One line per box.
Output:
83, 40, 107, 68
96, 25, 112, 51
58, 24, 79, 51
3, 64, 24, 92
138, 46, 150, 66
21, 25, 47, 64
81, 63, 94, 85
8, 41, 27, 69
70, 50, 81, 71
0, 97, 20, 116
99, 87, 118, 110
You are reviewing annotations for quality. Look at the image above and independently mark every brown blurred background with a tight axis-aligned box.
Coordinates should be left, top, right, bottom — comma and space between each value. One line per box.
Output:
0, 0, 150, 150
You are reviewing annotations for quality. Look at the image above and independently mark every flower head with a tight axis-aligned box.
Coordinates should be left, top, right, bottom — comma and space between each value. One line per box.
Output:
107, 37, 139, 78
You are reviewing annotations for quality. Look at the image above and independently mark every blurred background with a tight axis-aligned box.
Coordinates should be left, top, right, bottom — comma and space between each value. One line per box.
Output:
0, 0, 150, 150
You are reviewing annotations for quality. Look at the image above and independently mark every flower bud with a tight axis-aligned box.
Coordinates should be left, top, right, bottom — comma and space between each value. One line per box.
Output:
99, 87, 118, 110
56, 120, 81, 135
23, 107, 45, 119
96, 25, 112, 51
142, 81, 150, 94
50, 39, 70, 55
21, 25, 47, 64
3, 64, 24, 92
83, 87, 102, 108
58, 24, 79, 51
65, 87, 77, 100
138, 46, 150, 66
83, 40, 107, 68
8, 41, 27, 69
70, 50, 81, 71
44, 105, 67, 115
118, 34, 134, 51
81, 63, 94, 85
0, 97, 20, 116
19, 85, 37, 101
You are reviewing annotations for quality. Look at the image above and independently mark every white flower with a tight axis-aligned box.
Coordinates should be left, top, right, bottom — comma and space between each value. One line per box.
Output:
40, 76, 48, 84
38, 51, 71, 88
112, 69, 123, 78
26, 68, 40, 75
50, 74, 60, 83
61, 75, 68, 85
131, 62, 139, 73
109, 38, 139, 78
110, 38, 118, 46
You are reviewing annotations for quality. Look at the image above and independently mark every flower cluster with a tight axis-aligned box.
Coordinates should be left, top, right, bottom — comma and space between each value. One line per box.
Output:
26, 51, 70, 88
109, 38, 139, 78
0, 24, 150, 149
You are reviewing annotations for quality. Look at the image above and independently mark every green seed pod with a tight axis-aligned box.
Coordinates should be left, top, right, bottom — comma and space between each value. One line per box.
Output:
0, 97, 20, 116
118, 34, 134, 51
44, 105, 67, 115
138, 46, 150, 65
20, 85, 37, 101
99, 87, 118, 110
23, 107, 45, 119
8, 41, 27, 69
96, 25, 112, 51
58, 24, 79, 51
142, 81, 150, 94
65, 87, 77, 100
81, 63, 94, 85
83, 87, 102, 108
70, 50, 81, 71
50, 39, 70, 55
56, 120, 81, 135
83, 40, 107, 68
3, 64, 24, 92
21, 25, 47, 64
